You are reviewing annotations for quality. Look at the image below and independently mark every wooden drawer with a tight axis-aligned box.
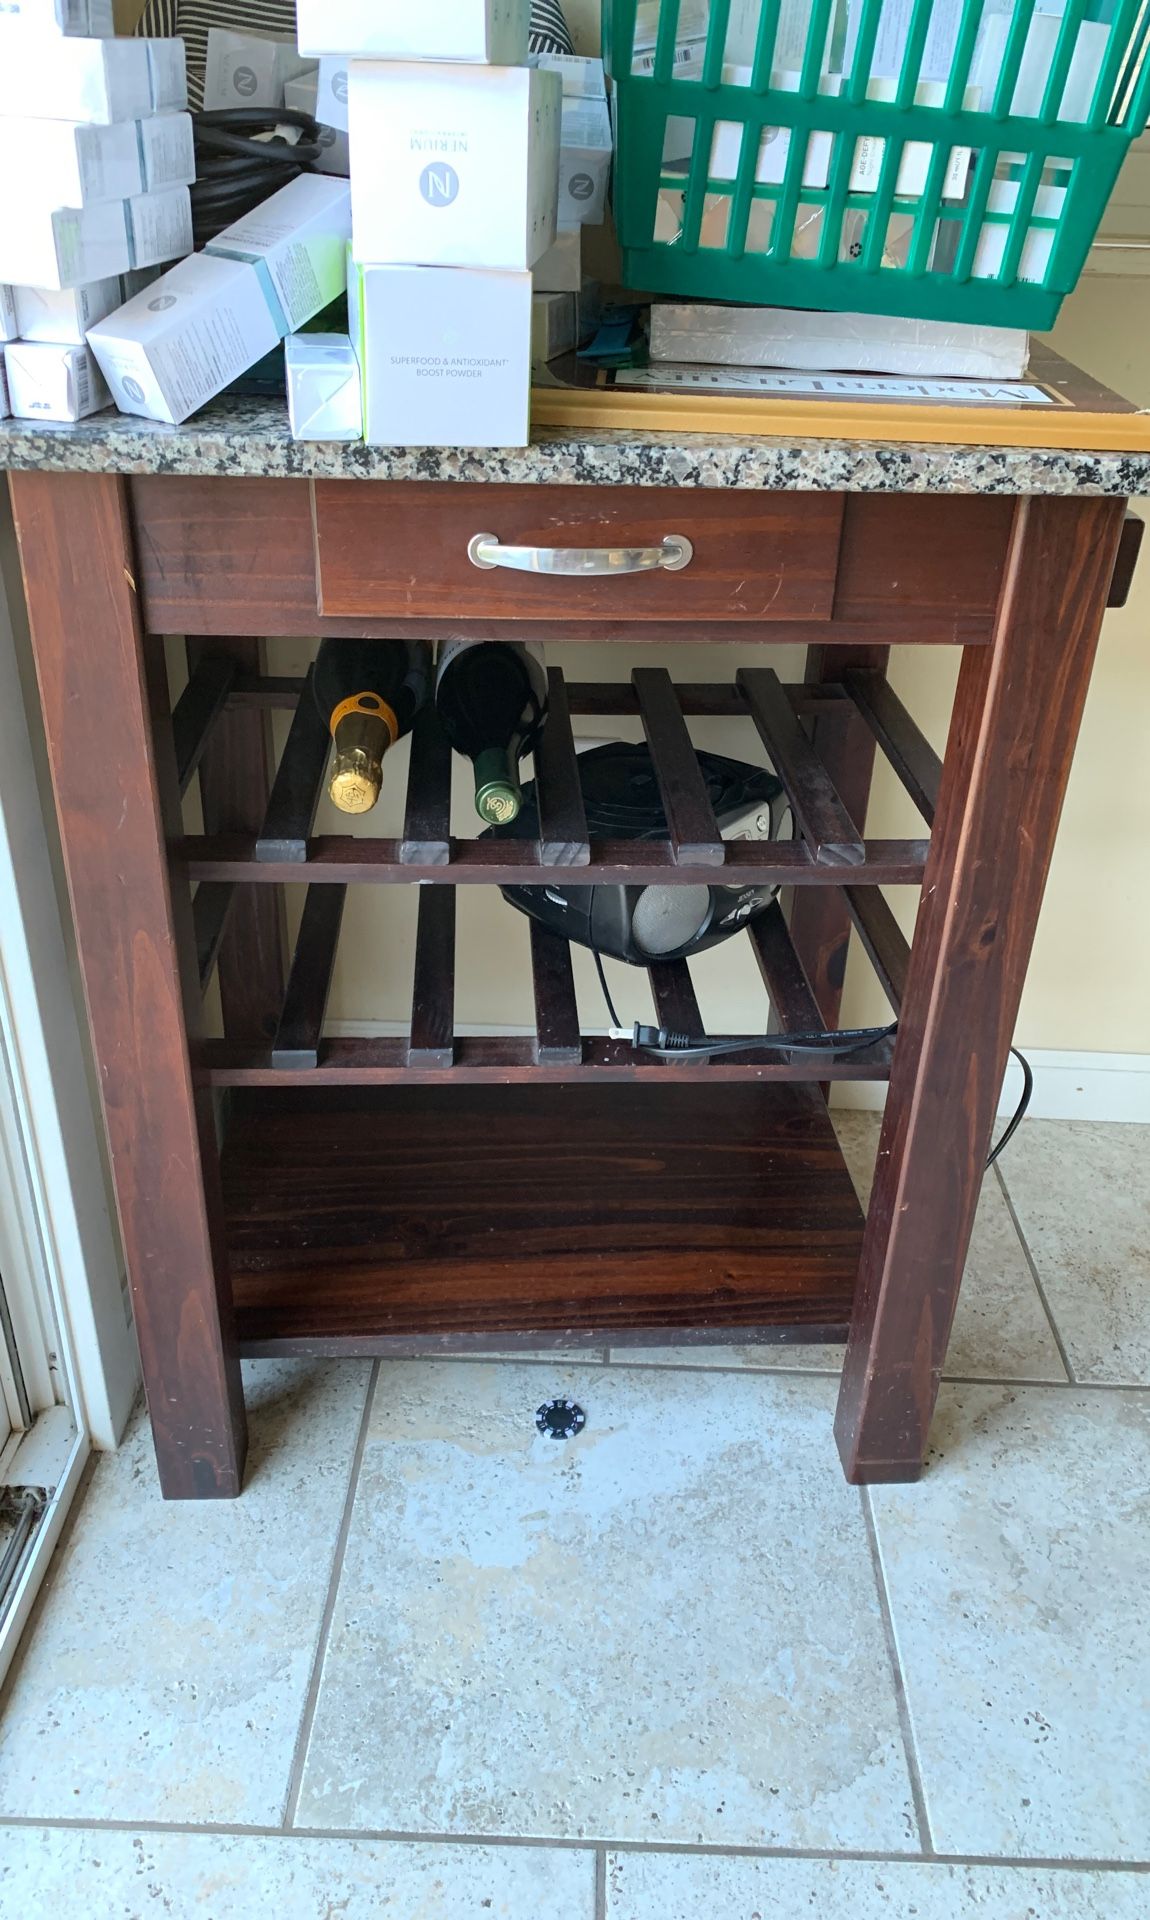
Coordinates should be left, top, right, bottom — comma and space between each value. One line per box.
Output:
312, 481, 844, 622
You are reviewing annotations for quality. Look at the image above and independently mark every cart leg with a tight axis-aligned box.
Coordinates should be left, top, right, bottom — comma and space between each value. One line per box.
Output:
10, 471, 247, 1498
788, 643, 890, 1028
835, 495, 1125, 1483
186, 637, 285, 1042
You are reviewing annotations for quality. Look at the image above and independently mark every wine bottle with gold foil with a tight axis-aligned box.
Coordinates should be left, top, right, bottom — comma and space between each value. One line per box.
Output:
312, 640, 431, 816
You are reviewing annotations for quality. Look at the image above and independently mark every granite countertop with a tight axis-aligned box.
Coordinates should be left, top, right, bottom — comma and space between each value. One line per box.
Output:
2, 392, 1149, 494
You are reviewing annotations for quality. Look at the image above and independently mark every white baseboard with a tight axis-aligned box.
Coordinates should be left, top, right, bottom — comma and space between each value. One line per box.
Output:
328, 1023, 1150, 1125
831, 1049, 1150, 1124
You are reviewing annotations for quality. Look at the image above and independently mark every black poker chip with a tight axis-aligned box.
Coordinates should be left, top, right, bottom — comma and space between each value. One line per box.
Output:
536, 1399, 586, 1440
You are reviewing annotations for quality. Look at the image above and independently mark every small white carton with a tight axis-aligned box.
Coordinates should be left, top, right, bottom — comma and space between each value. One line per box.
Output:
350, 259, 531, 447
531, 289, 575, 363
205, 173, 351, 332
203, 29, 312, 110
534, 53, 606, 99
0, 113, 195, 209
285, 331, 361, 440
14, 273, 123, 342
349, 62, 560, 271
557, 92, 612, 228
87, 251, 280, 424
297, 0, 530, 64
0, 186, 190, 288
0, 284, 17, 341
283, 70, 350, 176
316, 57, 349, 131
533, 223, 581, 291
4, 339, 109, 420
0, 36, 153, 122
145, 40, 188, 113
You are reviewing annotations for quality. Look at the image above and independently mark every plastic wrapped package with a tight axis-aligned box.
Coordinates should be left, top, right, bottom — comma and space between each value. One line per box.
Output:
648, 300, 1030, 378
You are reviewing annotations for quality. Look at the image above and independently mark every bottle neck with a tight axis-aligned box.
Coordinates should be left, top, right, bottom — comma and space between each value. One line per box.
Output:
328, 693, 398, 815
472, 745, 522, 825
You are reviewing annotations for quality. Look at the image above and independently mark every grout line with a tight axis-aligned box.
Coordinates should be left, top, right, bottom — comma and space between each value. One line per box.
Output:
860, 1486, 934, 1857
592, 1358, 846, 1380
0, 1813, 1146, 1874
595, 1845, 608, 1920
939, 1375, 1150, 1393
281, 1360, 380, 1832
993, 1164, 1078, 1386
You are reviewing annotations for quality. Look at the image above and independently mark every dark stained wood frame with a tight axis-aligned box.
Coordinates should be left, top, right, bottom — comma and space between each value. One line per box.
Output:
6, 467, 1131, 1495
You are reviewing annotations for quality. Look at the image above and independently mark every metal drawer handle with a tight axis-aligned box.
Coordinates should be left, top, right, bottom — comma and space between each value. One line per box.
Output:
467, 532, 694, 576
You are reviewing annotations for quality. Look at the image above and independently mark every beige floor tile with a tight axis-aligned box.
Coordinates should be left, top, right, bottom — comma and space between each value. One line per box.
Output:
999, 1120, 1150, 1383
0, 1827, 595, 1918
606, 1852, 1150, 1917
870, 1384, 1150, 1860
296, 1362, 917, 1849
0, 1359, 371, 1825
614, 1114, 1066, 1382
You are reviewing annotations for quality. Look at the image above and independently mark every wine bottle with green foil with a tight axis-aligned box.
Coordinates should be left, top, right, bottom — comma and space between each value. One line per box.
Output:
434, 639, 548, 825
312, 639, 431, 816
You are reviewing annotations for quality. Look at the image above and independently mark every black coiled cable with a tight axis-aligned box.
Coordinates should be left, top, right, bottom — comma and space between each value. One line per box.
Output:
190, 107, 322, 246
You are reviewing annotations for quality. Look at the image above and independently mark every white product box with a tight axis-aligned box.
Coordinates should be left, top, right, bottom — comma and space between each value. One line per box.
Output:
531, 289, 575, 363
972, 222, 1054, 285
0, 284, 17, 341
205, 173, 351, 332
203, 29, 312, 110
533, 223, 581, 291
146, 40, 187, 113
0, 184, 191, 290
87, 251, 280, 424
0, 36, 153, 122
283, 71, 350, 176
14, 273, 123, 342
285, 331, 361, 439
316, 56, 349, 131
349, 62, 560, 271
0, 348, 9, 419
0, 113, 195, 209
0, 0, 87, 31
557, 93, 612, 227
972, 9, 1107, 122
297, 0, 530, 64
350, 260, 532, 447
648, 303, 1030, 379
4, 339, 109, 419
535, 54, 605, 99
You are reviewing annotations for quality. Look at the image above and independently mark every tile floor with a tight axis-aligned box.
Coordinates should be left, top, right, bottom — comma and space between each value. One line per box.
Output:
1, 1115, 1148, 1919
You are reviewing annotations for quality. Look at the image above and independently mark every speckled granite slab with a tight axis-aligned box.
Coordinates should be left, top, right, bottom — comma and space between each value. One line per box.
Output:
2, 394, 1149, 493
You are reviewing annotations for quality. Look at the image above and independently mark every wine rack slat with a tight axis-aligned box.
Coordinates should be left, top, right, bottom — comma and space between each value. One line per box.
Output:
256, 666, 330, 863
409, 884, 456, 1068
844, 886, 911, 1013
738, 667, 866, 863
843, 669, 942, 827
530, 920, 582, 1066
271, 884, 347, 1070
173, 654, 236, 797
401, 700, 453, 866
648, 958, 705, 1050
228, 675, 852, 721
192, 881, 235, 992
534, 666, 590, 867
746, 901, 824, 1034
633, 668, 726, 867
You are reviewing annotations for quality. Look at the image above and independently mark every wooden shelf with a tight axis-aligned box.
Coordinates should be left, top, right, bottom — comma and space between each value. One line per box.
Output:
222, 1082, 864, 1353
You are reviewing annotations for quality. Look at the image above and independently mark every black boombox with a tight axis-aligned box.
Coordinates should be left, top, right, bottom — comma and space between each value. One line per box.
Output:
490, 742, 789, 965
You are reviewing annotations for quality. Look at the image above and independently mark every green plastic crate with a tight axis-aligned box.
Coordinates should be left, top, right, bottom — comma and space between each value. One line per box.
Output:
604, 0, 1150, 328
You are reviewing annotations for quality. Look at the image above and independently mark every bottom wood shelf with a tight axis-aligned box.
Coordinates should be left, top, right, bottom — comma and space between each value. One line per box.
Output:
222, 1083, 863, 1352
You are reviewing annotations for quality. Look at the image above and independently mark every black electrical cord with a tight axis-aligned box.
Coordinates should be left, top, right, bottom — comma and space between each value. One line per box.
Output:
189, 108, 323, 245
592, 957, 1034, 1168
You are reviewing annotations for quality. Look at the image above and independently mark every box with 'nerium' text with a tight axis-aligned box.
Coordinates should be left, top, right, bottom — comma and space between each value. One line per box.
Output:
297, 0, 529, 63
205, 173, 351, 331
87, 251, 281, 425
0, 185, 192, 291
0, 114, 195, 210
350, 259, 531, 447
349, 62, 560, 271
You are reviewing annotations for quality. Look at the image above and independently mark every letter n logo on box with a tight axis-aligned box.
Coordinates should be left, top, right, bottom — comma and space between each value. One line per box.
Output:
419, 164, 460, 207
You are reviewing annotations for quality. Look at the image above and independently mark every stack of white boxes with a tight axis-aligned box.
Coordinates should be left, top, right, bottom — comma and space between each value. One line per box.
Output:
295, 0, 562, 447
0, 0, 193, 421
530, 50, 610, 363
